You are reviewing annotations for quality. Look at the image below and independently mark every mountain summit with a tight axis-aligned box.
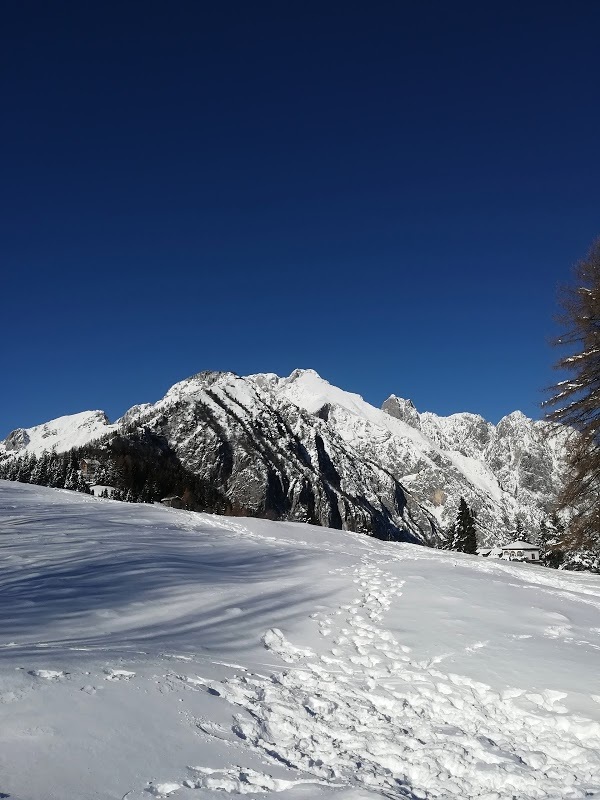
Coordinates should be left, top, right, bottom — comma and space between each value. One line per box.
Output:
0, 369, 567, 545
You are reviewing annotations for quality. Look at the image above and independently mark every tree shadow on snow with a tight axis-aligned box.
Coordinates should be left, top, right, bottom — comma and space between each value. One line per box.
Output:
0, 506, 331, 660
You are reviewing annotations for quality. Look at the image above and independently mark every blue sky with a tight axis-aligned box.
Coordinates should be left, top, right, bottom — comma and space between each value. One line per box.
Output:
2, 1, 599, 437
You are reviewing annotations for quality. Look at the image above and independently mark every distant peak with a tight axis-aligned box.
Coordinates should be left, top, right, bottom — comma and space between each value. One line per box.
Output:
286, 368, 322, 382
3, 428, 30, 452
165, 370, 238, 398
384, 394, 416, 410
504, 410, 527, 420
381, 395, 421, 429
497, 410, 531, 427
188, 370, 238, 384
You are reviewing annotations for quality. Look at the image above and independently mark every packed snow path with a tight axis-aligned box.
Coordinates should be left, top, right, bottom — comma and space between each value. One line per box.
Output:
1, 483, 600, 800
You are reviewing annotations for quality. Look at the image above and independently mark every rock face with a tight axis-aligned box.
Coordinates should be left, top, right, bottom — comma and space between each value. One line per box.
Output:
381, 396, 421, 429
0, 369, 568, 546
124, 371, 426, 542
3, 428, 30, 451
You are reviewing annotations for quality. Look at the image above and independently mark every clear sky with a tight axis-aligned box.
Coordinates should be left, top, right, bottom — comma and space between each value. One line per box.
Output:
2, 1, 599, 437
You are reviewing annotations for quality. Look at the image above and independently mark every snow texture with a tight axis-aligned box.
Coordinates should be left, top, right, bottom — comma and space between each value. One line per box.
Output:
1, 481, 599, 800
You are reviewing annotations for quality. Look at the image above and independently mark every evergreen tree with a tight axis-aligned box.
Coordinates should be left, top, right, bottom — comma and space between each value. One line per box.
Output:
48, 453, 67, 488
7, 456, 21, 481
515, 516, 525, 538
15, 455, 29, 483
31, 452, 50, 485
542, 513, 565, 568
64, 467, 78, 491
454, 497, 478, 554
441, 522, 457, 550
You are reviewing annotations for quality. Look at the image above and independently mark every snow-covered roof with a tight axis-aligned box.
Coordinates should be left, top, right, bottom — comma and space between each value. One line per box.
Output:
502, 540, 538, 550
478, 546, 503, 558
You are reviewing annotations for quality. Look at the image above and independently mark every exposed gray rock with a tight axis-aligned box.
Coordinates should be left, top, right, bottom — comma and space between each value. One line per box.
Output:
381, 396, 421, 429
4, 428, 30, 451
141, 376, 424, 542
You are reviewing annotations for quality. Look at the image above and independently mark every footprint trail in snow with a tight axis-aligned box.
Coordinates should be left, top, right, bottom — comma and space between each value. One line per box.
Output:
167, 560, 600, 799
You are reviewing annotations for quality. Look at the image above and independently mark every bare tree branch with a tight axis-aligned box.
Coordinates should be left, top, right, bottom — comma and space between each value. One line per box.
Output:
544, 238, 600, 548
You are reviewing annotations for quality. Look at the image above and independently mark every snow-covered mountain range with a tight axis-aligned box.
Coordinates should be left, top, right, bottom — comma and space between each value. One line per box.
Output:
0, 368, 568, 545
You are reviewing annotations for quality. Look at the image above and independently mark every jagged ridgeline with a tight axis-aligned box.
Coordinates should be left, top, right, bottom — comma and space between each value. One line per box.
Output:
0, 368, 571, 548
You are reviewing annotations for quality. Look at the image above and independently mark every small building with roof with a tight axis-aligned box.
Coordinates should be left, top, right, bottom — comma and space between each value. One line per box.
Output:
501, 540, 540, 562
80, 458, 102, 482
160, 496, 186, 510
90, 485, 115, 499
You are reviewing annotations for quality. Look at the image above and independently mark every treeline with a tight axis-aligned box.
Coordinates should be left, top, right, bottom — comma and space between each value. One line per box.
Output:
0, 428, 227, 513
0, 449, 90, 492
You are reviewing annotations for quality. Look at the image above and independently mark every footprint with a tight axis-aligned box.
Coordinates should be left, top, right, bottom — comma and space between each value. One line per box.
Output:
28, 669, 67, 680
465, 640, 488, 653
104, 669, 136, 681
80, 684, 101, 694
147, 781, 182, 796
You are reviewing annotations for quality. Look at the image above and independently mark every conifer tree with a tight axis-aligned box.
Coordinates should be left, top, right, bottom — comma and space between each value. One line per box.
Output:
15, 455, 30, 483
6, 456, 20, 481
441, 522, 457, 550
515, 516, 525, 538
542, 514, 565, 568
64, 466, 78, 490
454, 497, 478, 554
31, 452, 50, 485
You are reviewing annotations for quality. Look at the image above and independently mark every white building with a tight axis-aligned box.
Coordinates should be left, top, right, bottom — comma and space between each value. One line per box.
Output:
501, 540, 540, 562
90, 485, 115, 499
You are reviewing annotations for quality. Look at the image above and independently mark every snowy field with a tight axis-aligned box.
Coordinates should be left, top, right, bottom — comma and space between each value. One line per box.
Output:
1, 482, 600, 800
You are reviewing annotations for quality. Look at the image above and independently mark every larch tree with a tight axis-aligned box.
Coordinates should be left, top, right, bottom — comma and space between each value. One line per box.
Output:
544, 238, 600, 548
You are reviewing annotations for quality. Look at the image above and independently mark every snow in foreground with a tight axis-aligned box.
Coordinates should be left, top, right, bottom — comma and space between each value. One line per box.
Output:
1, 482, 600, 800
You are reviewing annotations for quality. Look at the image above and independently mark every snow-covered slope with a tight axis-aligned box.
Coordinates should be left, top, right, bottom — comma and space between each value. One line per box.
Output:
0, 369, 568, 545
1, 410, 114, 454
1, 482, 599, 800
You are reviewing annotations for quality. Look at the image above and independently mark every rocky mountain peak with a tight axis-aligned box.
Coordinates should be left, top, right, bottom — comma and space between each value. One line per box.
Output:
3, 428, 30, 452
286, 368, 322, 382
381, 396, 421, 430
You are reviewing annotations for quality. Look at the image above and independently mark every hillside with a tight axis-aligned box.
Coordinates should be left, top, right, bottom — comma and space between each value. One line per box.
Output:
1, 482, 599, 799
